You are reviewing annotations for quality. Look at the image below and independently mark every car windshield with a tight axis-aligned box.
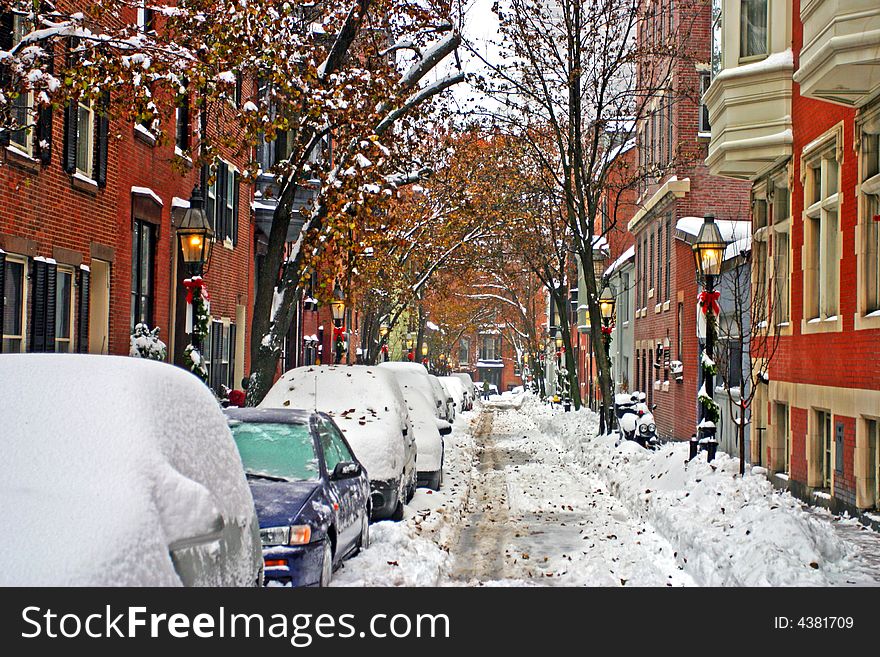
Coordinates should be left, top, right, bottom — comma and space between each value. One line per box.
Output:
230, 422, 320, 482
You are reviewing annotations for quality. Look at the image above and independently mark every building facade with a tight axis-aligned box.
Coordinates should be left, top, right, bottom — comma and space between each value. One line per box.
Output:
706, 0, 880, 512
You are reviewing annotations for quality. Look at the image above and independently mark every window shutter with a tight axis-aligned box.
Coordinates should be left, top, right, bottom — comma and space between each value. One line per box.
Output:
210, 319, 222, 391
29, 260, 56, 352
62, 102, 78, 173
77, 267, 90, 353
274, 130, 288, 166
232, 170, 240, 246
94, 92, 109, 186
0, 252, 5, 351
34, 43, 54, 165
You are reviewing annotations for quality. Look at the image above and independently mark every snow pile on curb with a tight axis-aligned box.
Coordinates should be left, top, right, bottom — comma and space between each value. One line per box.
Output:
524, 396, 874, 586
334, 411, 477, 586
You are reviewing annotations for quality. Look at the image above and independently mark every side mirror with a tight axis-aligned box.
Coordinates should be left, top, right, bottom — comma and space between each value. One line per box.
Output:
439, 425, 452, 436
651, 404, 657, 411
331, 461, 362, 480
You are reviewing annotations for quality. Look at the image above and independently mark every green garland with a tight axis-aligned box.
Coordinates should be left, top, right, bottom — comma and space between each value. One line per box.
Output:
184, 280, 210, 383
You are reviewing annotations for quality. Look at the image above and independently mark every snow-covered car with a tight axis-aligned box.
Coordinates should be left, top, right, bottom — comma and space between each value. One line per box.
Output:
378, 362, 445, 419
225, 408, 371, 587
399, 390, 448, 490
260, 365, 417, 521
439, 375, 469, 411
0, 354, 262, 586
451, 372, 476, 406
429, 373, 456, 422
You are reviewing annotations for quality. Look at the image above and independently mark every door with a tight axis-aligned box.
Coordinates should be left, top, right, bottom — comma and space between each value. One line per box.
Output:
88, 259, 110, 354
317, 418, 364, 554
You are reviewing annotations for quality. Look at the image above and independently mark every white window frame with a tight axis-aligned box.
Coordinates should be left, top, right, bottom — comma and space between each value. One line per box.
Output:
857, 113, 880, 325
53, 266, 76, 353
739, 0, 768, 62
8, 15, 35, 157
2, 254, 28, 353
225, 163, 236, 246
75, 99, 95, 177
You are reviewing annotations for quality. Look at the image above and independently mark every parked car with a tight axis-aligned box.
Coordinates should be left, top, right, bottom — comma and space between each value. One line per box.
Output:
429, 374, 456, 422
224, 407, 371, 587
0, 354, 262, 586
439, 375, 469, 411
378, 362, 445, 418
399, 390, 448, 490
260, 365, 417, 521
451, 372, 477, 404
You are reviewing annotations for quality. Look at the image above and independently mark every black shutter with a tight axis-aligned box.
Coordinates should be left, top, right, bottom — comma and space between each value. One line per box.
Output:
0, 252, 5, 352
30, 260, 56, 352
94, 92, 109, 186
210, 319, 222, 391
228, 323, 237, 390
62, 102, 78, 173
77, 267, 90, 353
45, 262, 56, 352
201, 164, 215, 228
232, 170, 240, 246
178, 94, 190, 150
35, 43, 54, 165
274, 130, 287, 166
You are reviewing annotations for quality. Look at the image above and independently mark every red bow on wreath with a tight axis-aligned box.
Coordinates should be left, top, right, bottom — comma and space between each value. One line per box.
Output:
406, 351, 414, 361
601, 325, 613, 336
183, 277, 203, 304
332, 325, 346, 340
698, 290, 721, 315
380, 344, 388, 354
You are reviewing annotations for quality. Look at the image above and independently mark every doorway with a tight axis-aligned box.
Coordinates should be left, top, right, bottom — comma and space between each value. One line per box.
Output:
88, 259, 110, 354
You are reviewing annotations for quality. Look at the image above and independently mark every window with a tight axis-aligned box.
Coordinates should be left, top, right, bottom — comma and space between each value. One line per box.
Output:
620, 272, 630, 322
480, 335, 499, 360
8, 15, 34, 155
864, 418, 878, 509
1, 256, 27, 353
131, 220, 155, 330
649, 230, 654, 296
860, 128, 880, 314
75, 99, 94, 176
665, 217, 672, 300
772, 178, 791, 325
699, 72, 711, 134
54, 268, 74, 353
459, 338, 470, 364
775, 402, 790, 473
318, 418, 354, 474
804, 147, 840, 321
817, 410, 833, 489
201, 161, 239, 244
711, 0, 723, 78
739, 0, 767, 60
656, 223, 663, 300
137, 2, 155, 33
175, 93, 190, 152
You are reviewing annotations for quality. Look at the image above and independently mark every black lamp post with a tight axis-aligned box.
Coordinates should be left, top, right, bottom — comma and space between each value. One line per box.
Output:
177, 185, 213, 353
405, 332, 415, 361
599, 284, 616, 432
691, 213, 727, 461
330, 283, 346, 364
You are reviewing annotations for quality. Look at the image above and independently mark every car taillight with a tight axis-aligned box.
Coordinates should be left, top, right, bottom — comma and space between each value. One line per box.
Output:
264, 559, 286, 568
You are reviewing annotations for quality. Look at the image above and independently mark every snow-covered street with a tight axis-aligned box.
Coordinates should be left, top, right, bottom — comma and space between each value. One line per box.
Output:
336, 395, 880, 587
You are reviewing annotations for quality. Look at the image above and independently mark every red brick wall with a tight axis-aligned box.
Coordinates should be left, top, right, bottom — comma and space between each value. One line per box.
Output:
790, 407, 808, 483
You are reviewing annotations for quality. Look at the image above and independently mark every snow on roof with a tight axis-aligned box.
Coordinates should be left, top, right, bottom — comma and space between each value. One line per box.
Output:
604, 245, 636, 278
262, 365, 409, 480
714, 49, 793, 86
0, 355, 257, 586
171, 196, 190, 209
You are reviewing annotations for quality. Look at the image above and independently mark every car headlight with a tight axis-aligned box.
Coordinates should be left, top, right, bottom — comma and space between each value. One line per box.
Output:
648, 423, 656, 433
639, 424, 649, 433
260, 525, 312, 546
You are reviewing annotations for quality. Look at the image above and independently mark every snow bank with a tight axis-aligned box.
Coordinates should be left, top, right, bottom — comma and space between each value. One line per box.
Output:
0, 355, 258, 586
524, 397, 876, 586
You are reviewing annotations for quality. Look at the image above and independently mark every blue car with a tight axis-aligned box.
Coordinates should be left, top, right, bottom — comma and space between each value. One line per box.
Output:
224, 407, 371, 587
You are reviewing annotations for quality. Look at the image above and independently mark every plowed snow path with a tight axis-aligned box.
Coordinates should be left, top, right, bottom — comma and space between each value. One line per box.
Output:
451, 409, 696, 586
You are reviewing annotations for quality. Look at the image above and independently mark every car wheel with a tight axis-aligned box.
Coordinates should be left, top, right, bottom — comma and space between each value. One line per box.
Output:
319, 540, 333, 587
357, 513, 370, 551
427, 470, 442, 491
390, 499, 404, 521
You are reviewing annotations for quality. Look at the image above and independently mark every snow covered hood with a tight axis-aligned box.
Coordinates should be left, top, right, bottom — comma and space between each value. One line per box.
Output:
0, 355, 258, 586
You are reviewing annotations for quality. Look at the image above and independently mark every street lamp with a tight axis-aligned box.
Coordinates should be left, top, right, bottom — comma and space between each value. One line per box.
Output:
378, 320, 389, 362
691, 213, 727, 461
331, 283, 346, 364
405, 331, 415, 361
177, 185, 214, 355
599, 285, 616, 431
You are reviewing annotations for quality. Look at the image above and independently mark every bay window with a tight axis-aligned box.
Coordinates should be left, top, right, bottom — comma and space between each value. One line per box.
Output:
739, 0, 767, 60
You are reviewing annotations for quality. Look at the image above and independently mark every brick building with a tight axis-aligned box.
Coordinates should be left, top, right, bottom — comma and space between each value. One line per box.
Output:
1, 5, 254, 396
624, 0, 751, 440
705, 0, 880, 512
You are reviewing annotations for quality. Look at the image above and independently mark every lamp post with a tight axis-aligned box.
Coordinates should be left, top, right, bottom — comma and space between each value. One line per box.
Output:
599, 285, 616, 432
330, 283, 346, 364
421, 341, 429, 366
405, 332, 415, 361
691, 213, 727, 461
177, 185, 214, 355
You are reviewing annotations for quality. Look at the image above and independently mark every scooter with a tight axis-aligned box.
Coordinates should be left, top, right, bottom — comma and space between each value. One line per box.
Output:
614, 392, 660, 449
